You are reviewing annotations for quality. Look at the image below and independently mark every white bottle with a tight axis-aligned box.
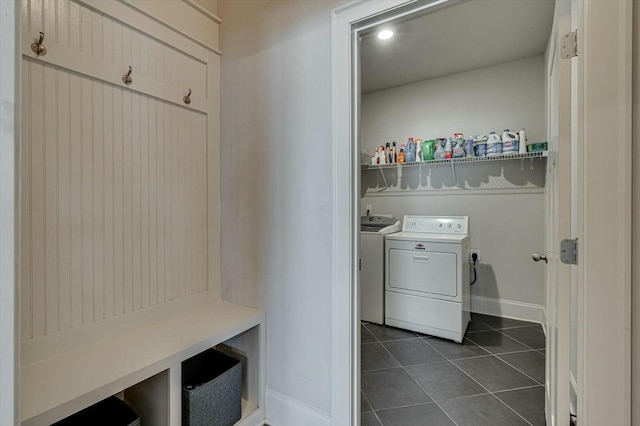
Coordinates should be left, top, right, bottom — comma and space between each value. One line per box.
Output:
416, 140, 423, 162
501, 129, 519, 155
518, 128, 527, 154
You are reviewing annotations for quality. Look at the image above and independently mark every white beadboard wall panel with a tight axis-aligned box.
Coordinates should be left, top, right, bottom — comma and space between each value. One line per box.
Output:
23, 0, 210, 114
21, 58, 210, 340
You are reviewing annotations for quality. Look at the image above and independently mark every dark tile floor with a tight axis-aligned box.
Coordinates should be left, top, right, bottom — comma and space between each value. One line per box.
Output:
361, 314, 546, 426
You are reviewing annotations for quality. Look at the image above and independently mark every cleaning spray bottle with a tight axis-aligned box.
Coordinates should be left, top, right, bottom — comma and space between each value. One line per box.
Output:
518, 128, 527, 154
452, 133, 465, 158
379, 145, 387, 164
415, 139, 423, 162
434, 138, 446, 159
444, 137, 453, 159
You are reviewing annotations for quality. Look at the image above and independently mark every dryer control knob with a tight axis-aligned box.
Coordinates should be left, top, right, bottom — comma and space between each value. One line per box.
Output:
457, 224, 462, 228
448, 223, 452, 228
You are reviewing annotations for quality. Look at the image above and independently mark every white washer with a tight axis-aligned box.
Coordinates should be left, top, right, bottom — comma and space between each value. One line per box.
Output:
385, 215, 470, 343
360, 215, 401, 325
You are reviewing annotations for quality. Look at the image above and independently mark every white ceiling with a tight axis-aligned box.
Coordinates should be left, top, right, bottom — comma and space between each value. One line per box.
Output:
360, 0, 555, 94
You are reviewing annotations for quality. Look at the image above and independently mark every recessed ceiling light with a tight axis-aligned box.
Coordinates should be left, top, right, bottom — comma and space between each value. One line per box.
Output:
377, 29, 394, 40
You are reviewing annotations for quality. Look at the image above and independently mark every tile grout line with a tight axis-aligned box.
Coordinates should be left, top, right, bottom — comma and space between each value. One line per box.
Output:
362, 320, 543, 426
495, 352, 545, 386
368, 325, 462, 426
425, 327, 537, 426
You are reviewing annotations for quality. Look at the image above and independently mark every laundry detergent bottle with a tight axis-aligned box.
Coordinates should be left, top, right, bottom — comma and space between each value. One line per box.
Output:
405, 138, 416, 162
422, 139, 436, 161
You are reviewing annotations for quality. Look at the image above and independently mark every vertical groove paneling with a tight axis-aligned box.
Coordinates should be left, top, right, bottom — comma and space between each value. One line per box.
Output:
113, 87, 124, 316
57, 69, 71, 331
22, 0, 210, 341
103, 85, 114, 319
21, 60, 32, 340
44, 65, 59, 335
122, 89, 133, 313
140, 96, 150, 309
30, 61, 46, 339
93, 81, 105, 321
148, 99, 158, 306
69, 72, 82, 329
81, 77, 94, 324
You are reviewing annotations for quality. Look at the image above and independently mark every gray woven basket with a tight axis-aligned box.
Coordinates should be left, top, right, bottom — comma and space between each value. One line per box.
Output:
182, 348, 242, 426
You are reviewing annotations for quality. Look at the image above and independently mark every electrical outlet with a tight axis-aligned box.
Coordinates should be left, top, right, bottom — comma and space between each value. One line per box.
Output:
469, 250, 481, 262
365, 204, 372, 214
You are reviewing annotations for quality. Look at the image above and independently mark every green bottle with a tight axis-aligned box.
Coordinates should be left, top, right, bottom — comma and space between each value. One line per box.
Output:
422, 139, 436, 161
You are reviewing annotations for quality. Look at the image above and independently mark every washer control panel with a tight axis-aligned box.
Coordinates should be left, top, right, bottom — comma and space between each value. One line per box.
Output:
402, 215, 469, 234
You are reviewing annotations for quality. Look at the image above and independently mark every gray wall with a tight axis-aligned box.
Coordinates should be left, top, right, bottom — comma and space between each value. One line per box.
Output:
361, 56, 547, 310
219, 0, 346, 417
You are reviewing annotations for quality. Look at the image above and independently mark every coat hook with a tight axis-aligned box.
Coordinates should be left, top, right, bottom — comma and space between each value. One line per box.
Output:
122, 66, 133, 85
183, 89, 192, 105
30, 32, 47, 56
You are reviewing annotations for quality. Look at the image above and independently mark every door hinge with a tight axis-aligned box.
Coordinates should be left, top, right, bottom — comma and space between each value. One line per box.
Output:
561, 31, 578, 59
561, 238, 578, 265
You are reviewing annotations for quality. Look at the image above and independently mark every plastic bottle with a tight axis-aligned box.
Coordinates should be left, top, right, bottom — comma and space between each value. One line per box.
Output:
391, 142, 397, 163
398, 144, 405, 163
405, 138, 416, 162
473, 135, 488, 157
385, 143, 391, 164
518, 128, 527, 154
486, 132, 503, 157
415, 139, 423, 162
501, 129, 519, 155
465, 138, 474, 157
372, 148, 379, 165
434, 139, 446, 159
452, 134, 465, 158
379, 145, 386, 164
444, 137, 453, 159
422, 139, 436, 161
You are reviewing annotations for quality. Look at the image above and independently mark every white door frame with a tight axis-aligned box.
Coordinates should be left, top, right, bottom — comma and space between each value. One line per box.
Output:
331, 0, 633, 425
575, 1, 633, 424
0, 1, 19, 425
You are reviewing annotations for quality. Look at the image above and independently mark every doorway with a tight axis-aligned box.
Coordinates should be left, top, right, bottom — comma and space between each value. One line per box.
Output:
357, 2, 552, 425
336, 2, 553, 424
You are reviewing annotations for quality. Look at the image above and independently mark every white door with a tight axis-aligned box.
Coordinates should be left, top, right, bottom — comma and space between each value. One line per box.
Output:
543, 0, 572, 424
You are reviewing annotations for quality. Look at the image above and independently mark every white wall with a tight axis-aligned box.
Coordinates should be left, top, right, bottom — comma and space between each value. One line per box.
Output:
361, 56, 547, 314
219, 0, 347, 420
361, 55, 547, 153
632, 0, 639, 423
0, 1, 18, 423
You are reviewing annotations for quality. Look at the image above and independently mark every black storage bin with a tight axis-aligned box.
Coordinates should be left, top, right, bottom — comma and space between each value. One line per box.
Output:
182, 348, 242, 426
52, 396, 140, 426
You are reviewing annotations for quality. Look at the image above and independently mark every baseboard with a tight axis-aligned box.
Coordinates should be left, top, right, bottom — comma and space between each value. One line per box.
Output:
471, 295, 545, 325
265, 389, 331, 426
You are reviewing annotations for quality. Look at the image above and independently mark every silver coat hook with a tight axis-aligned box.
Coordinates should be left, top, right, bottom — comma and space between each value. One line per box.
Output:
183, 89, 192, 105
122, 66, 133, 85
31, 32, 47, 56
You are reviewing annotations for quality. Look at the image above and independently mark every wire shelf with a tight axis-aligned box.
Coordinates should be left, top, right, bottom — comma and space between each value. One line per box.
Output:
361, 150, 548, 170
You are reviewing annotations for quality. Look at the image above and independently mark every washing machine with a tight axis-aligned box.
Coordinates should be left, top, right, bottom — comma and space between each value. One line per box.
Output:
384, 215, 470, 342
360, 215, 401, 325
